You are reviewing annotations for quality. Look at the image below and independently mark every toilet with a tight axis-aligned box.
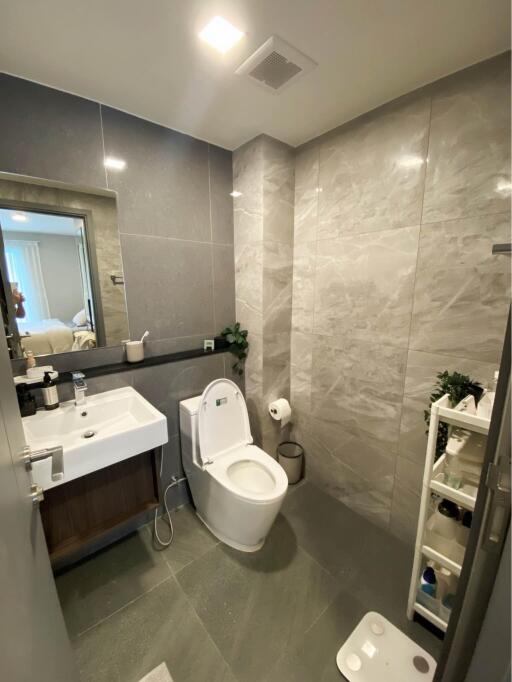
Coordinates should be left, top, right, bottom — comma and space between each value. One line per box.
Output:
179, 378, 288, 552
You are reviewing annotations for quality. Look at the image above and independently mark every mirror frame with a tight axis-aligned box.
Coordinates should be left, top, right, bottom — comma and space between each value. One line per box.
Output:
0, 173, 129, 366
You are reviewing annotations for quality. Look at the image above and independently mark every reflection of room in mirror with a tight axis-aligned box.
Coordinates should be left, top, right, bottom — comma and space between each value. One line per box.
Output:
0, 177, 129, 359
0, 208, 96, 355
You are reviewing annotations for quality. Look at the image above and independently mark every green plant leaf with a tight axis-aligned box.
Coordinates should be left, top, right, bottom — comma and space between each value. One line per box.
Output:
221, 321, 248, 376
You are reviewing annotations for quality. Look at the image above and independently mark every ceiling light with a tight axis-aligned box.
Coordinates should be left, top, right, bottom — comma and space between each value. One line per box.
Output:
230, 190, 242, 198
199, 16, 244, 54
11, 212, 28, 222
104, 156, 126, 171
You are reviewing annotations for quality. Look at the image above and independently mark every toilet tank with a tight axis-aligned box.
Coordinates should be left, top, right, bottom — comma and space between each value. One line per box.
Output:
179, 395, 202, 469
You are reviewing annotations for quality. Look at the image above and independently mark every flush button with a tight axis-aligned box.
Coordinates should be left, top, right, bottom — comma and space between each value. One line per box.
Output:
346, 653, 362, 672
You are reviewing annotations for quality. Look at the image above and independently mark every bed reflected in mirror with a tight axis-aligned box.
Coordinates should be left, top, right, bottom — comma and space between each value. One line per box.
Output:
1, 208, 98, 355
0, 176, 129, 360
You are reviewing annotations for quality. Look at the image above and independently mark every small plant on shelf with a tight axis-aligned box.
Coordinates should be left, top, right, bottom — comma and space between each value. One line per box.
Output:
221, 322, 249, 376
424, 370, 483, 459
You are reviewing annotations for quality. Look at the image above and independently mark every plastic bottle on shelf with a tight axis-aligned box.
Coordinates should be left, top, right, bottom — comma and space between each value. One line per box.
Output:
444, 428, 486, 489
478, 371, 499, 419
436, 565, 457, 601
25, 350, 36, 370
420, 566, 437, 596
440, 593, 456, 622
453, 511, 473, 565
425, 499, 459, 556
444, 450, 463, 489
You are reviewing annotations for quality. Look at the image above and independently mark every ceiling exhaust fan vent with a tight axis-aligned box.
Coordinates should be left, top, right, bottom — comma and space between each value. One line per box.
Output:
236, 35, 317, 93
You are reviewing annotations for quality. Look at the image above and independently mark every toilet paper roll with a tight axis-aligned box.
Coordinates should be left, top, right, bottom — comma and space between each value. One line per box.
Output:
268, 398, 292, 427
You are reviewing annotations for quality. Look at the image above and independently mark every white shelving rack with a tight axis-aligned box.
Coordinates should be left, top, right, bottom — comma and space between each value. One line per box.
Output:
406, 393, 491, 632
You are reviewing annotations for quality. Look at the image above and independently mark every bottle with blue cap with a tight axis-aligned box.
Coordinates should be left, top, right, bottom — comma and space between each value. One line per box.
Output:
420, 566, 437, 596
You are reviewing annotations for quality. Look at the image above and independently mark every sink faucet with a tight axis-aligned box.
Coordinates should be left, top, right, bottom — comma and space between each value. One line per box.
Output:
71, 371, 87, 406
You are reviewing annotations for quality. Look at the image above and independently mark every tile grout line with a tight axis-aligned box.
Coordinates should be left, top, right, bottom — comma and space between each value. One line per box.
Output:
391, 93, 434, 517
119, 231, 233, 247
292, 538, 342, 581
168, 534, 221, 579
420, 208, 511, 227
72, 525, 174, 639
207, 144, 217, 333
98, 104, 109, 189
171, 551, 240, 681
302, 208, 511, 243
406, 347, 501, 366
304, 145, 321, 407
74, 574, 174, 639
314, 220, 421, 241
248, 533, 342, 680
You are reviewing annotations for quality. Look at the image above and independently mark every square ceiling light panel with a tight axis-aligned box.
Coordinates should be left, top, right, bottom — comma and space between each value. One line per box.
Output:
199, 16, 244, 54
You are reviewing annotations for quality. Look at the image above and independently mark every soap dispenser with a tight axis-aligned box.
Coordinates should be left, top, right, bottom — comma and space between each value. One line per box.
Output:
41, 371, 60, 410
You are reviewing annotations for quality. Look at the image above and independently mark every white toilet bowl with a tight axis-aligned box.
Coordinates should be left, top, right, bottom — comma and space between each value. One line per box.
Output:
179, 378, 288, 552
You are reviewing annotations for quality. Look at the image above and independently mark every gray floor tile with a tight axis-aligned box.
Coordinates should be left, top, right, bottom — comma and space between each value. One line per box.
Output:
281, 481, 393, 577
176, 514, 337, 682
59, 479, 443, 682
264, 586, 441, 682
56, 527, 170, 637
159, 505, 219, 574
272, 481, 442, 680
73, 578, 237, 682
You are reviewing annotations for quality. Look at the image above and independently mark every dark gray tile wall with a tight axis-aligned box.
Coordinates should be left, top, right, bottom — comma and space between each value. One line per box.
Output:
101, 107, 211, 242
100, 105, 235, 343
0, 73, 236, 510
120, 234, 215, 340
0, 74, 106, 187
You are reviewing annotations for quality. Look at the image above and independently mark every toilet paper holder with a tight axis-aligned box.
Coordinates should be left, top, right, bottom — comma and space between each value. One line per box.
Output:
268, 398, 292, 427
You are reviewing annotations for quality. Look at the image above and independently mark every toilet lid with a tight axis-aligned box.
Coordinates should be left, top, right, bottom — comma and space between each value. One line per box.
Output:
198, 379, 252, 464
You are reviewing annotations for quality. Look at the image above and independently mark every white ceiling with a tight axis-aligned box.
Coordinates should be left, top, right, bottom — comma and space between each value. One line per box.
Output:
0, 0, 509, 150
0, 209, 81, 236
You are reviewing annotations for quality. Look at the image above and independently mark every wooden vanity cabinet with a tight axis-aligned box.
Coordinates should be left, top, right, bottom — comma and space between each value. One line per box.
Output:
40, 449, 160, 571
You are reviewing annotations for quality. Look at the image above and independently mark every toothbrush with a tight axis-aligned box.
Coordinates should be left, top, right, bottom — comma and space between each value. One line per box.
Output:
140, 330, 149, 343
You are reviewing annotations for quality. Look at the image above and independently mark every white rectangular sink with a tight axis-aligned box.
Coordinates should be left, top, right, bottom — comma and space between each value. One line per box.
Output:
23, 386, 168, 490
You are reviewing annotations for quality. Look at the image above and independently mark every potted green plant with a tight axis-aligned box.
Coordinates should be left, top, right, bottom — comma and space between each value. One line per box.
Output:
424, 370, 483, 459
221, 322, 249, 376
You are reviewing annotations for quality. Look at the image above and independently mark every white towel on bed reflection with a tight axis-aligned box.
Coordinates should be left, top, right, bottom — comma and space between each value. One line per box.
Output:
20, 321, 74, 354
72, 330, 97, 350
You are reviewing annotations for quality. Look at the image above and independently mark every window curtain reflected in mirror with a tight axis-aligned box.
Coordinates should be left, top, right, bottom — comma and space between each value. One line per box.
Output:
5, 239, 50, 323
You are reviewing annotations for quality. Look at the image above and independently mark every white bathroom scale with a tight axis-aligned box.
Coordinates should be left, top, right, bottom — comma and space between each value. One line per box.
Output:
336, 612, 436, 682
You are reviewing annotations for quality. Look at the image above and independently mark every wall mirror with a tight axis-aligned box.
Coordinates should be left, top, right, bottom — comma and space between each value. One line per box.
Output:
0, 176, 129, 361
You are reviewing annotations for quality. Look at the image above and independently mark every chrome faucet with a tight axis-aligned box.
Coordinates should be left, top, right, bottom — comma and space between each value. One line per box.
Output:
71, 371, 87, 406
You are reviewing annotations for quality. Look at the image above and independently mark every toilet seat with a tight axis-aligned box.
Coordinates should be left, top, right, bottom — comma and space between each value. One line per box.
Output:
197, 378, 252, 465
208, 444, 288, 504
196, 379, 288, 504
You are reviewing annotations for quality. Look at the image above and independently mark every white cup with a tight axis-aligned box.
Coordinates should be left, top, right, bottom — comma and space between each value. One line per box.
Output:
125, 340, 144, 363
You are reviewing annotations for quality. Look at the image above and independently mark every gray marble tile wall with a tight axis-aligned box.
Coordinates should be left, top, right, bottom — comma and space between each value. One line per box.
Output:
0, 72, 236, 510
290, 53, 511, 544
233, 135, 294, 455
